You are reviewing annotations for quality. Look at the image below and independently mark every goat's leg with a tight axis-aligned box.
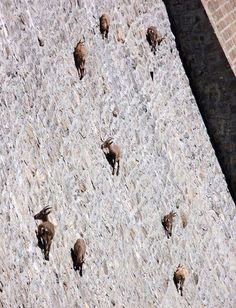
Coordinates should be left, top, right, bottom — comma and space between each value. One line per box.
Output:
180, 280, 184, 296
80, 68, 84, 80
79, 263, 83, 277
116, 160, 120, 176
44, 238, 52, 261
112, 159, 115, 175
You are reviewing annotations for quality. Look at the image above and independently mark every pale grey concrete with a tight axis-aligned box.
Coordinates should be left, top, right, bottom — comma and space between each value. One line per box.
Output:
0, 0, 235, 307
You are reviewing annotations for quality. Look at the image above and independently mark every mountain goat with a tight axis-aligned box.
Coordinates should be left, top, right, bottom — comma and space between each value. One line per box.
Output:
71, 239, 86, 276
101, 137, 121, 176
174, 265, 188, 296
162, 211, 176, 238
74, 38, 87, 80
34, 206, 55, 261
100, 14, 110, 39
146, 26, 166, 55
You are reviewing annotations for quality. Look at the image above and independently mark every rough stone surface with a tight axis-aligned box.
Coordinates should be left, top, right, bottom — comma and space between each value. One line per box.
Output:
0, 0, 235, 307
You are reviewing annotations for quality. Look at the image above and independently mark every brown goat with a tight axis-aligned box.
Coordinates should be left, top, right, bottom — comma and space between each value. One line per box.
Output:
162, 211, 176, 238
174, 265, 188, 296
101, 137, 121, 176
71, 239, 86, 276
100, 14, 110, 39
74, 39, 87, 80
146, 26, 166, 55
34, 206, 55, 261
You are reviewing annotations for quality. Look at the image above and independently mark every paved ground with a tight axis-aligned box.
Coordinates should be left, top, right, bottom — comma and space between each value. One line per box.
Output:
0, 0, 235, 307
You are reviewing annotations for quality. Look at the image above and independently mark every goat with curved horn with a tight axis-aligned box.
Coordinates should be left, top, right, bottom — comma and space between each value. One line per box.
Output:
101, 137, 121, 176
34, 206, 55, 261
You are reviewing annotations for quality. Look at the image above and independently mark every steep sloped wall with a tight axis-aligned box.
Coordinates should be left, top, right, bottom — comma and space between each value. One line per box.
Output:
0, 1, 235, 307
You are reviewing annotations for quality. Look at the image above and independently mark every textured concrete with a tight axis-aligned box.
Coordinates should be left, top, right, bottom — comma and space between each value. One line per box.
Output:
0, 0, 236, 307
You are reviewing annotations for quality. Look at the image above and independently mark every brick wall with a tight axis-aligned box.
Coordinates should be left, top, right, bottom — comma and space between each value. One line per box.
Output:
202, 0, 236, 76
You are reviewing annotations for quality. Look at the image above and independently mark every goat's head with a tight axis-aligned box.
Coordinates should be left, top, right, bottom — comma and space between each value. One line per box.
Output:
34, 206, 52, 220
77, 36, 85, 47
163, 211, 176, 224
169, 211, 176, 219
101, 137, 113, 149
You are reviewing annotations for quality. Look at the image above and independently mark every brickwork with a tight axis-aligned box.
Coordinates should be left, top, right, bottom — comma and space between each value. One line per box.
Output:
201, 0, 236, 76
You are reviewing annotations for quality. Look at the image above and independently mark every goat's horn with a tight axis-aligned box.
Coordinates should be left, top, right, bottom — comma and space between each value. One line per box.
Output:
44, 206, 52, 211
106, 137, 114, 143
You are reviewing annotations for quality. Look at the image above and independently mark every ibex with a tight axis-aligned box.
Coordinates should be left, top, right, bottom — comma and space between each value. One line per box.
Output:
101, 137, 121, 176
100, 14, 110, 39
71, 239, 86, 276
162, 211, 176, 238
74, 38, 87, 80
34, 206, 55, 261
173, 265, 188, 296
146, 26, 166, 55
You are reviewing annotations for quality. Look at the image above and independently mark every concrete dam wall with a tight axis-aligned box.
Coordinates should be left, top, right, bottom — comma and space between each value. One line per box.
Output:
0, 0, 235, 307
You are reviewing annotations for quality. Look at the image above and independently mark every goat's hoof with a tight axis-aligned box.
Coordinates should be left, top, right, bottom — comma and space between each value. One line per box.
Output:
45, 256, 49, 261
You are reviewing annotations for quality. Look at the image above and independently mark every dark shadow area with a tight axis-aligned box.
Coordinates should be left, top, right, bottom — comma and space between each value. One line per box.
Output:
164, 0, 236, 203
104, 152, 115, 170
71, 248, 77, 270
36, 233, 44, 251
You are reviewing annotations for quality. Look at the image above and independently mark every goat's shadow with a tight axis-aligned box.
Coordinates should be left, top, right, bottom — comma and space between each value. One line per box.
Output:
173, 275, 178, 291
104, 152, 114, 170
36, 233, 45, 251
161, 220, 169, 238
70, 248, 83, 277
